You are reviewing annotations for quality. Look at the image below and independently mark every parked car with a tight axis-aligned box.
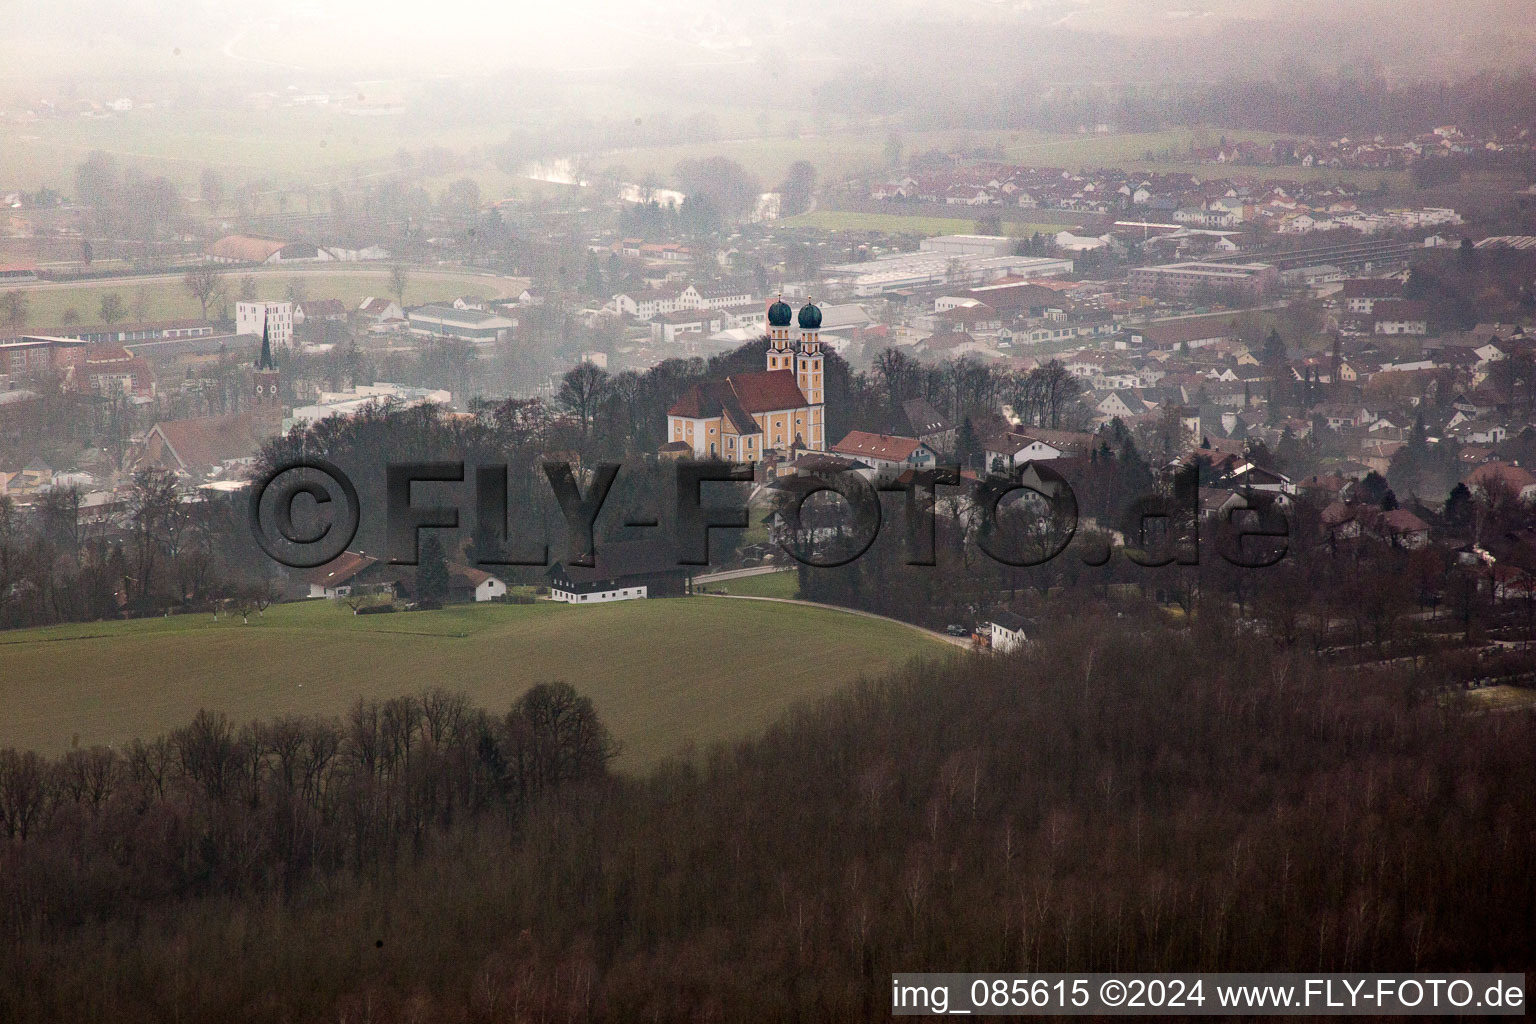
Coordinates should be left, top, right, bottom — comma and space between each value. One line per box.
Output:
944, 624, 971, 637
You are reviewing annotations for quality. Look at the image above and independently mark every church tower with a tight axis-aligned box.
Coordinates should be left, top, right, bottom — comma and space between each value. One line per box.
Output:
795, 299, 824, 450
253, 316, 283, 437
795, 299, 824, 405
765, 295, 794, 371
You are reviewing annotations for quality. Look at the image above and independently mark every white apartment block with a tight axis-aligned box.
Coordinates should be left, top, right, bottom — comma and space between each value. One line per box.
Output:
236, 301, 294, 348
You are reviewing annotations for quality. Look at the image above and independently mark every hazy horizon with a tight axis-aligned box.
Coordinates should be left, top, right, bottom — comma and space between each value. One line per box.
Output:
3, 0, 1533, 90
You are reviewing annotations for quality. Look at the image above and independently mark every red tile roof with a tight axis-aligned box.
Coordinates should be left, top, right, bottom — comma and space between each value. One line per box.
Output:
1382, 509, 1429, 534
1467, 461, 1536, 491
832, 431, 925, 462
449, 564, 500, 588
303, 550, 378, 589
726, 370, 810, 413
83, 344, 135, 364
147, 413, 261, 471
207, 235, 286, 262
667, 370, 808, 425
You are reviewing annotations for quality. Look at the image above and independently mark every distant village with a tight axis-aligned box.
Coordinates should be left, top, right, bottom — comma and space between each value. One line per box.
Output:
2, 107, 1536, 624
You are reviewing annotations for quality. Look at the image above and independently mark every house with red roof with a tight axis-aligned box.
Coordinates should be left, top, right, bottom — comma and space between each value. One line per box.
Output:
830, 431, 936, 482
303, 551, 381, 599
1465, 461, 1536, 502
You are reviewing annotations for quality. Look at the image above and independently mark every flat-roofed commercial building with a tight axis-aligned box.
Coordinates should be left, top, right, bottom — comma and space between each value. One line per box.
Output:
1126, 261, 1278, 300
919, 234, 1017, 257
406, 305, 514, 343
823, 253, 1073, 297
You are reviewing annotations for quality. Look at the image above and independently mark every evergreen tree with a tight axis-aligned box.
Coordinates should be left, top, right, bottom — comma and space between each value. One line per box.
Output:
956, 417, 981, 469
1389, 412, 1431, 497
1357, 471, 1390, 506
1444, 482, 1474, 532
1262, 328, 1286, 364
418, 535, 450, 606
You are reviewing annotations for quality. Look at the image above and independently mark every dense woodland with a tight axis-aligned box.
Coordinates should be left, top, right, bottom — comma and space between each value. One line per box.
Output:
1, 611, 1533, 1021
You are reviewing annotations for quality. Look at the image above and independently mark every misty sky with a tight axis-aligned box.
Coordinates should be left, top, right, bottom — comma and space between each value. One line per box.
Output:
2, 0, 1532, 87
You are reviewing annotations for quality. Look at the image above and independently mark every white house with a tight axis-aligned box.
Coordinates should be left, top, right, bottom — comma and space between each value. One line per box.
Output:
452, 566, 507, 602
304, 551, 379, 600
609, 283, 754, 321
1096, 390, 1153, 419
987, 611, 1028, 653
358, 297, 405, 323
983, 432, 1064, 474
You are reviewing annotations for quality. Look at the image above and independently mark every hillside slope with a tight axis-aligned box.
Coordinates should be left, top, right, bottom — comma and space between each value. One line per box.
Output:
0, 597, 948, 767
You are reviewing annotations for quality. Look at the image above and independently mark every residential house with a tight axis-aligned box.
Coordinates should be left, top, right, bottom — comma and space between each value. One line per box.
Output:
986, 611, 1029, 653
1466, 462, 1536, 502
357, 297, 405, 324
304, 551, 382, 599
982, 431, 1064, 475
294, 299, 348, 324
889, 397, 956, 453
448, 565, 507, 603
829, 432, 937, 483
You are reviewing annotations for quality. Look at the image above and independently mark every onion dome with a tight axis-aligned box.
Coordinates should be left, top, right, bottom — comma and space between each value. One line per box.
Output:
797, 299, 822, 330
767, 296, 793, 327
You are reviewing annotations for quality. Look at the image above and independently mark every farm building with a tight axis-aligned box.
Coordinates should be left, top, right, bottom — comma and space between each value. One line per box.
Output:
547, 539, 690, 604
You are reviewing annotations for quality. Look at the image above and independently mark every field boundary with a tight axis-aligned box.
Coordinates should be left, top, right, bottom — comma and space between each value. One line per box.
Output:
699, 593, 971, 649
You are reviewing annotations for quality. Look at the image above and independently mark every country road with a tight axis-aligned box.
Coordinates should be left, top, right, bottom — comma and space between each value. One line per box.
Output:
692, 565, 791, 585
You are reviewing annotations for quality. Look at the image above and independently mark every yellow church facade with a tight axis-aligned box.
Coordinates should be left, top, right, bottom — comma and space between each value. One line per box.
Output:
665, 299, 827, 462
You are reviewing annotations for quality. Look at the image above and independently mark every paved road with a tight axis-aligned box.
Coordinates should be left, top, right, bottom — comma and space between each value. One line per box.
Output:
699, 592, 974, 650
692, 565, 791, 585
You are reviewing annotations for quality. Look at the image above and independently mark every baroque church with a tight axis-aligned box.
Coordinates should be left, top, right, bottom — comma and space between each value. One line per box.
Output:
663, 297, 825, 461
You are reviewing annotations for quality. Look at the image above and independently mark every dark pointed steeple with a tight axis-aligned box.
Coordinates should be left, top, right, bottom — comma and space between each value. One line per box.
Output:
256, 315, 276, 371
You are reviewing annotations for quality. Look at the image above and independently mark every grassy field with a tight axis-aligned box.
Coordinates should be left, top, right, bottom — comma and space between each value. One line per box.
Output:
577, 127, 1249, 189
1464, 684, 1536, 712
0, 106, 525, 193
596, 125, 1409, 191
706, 570, 800, 599
1, 267, 526, 330
781, 210, 1075, 237
998, 128, 1409, 187
0, 597, 948, 767
2, 111, 1408, 225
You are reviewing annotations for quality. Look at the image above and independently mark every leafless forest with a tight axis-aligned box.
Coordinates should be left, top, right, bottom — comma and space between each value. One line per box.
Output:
2, 611, 1532, 1021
